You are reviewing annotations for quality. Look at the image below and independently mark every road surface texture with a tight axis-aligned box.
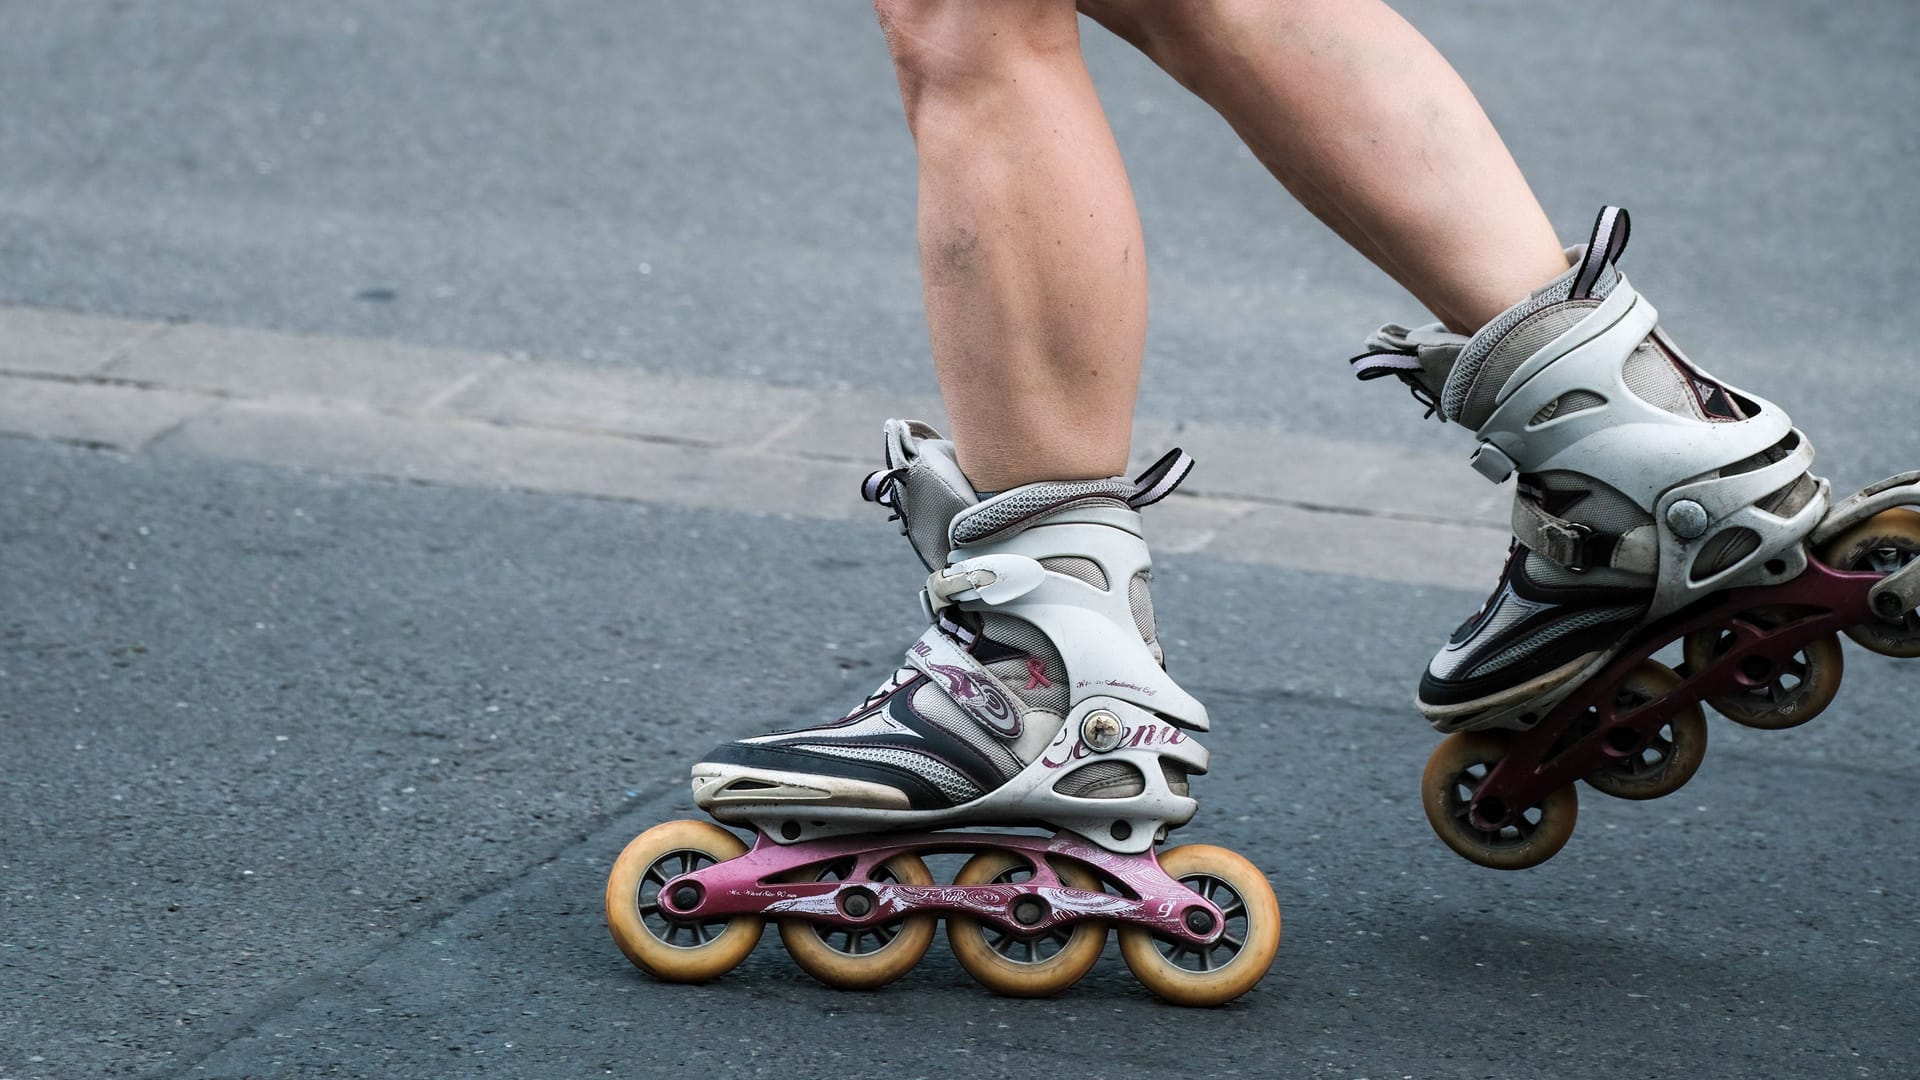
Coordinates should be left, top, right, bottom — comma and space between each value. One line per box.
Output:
2, 2, 1915, 1078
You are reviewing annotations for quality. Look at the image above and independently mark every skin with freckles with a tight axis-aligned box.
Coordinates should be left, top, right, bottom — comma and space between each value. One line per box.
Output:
874, 0, 1571, 490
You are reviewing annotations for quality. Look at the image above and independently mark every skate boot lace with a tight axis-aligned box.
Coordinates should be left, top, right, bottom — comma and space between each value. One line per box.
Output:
835, 664, 918, 721
861, 467, 909, 534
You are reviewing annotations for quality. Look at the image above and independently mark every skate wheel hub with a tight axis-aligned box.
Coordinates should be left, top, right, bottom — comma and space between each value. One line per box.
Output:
1080, 709, 1123, 752
1470, 796, 1511, 831
668, 883, 703, 912
1011, 897, 1049, 927
838, 887, 876, 919
1603, 727, 1641, 756
1183, 907, 1216, 935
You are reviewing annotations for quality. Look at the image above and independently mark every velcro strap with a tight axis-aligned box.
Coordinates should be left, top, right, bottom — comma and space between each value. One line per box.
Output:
903, 626, 1025, 737
1350, 352, 1442, 417
1511, 498, 1619, 572
1129, 448, 1193, 508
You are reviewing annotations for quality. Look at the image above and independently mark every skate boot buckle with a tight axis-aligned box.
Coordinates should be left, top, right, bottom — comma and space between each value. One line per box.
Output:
1469, 442, 1518, 484
922, 553, 1046, 612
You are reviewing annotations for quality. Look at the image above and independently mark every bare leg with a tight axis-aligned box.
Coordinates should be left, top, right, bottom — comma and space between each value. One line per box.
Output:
877, 0, 1144, 490
1079, 0, 1569, 333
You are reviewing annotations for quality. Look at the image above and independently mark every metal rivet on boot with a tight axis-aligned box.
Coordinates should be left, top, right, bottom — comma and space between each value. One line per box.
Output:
1081, 709, 1123, 753
1666, 499, 1710, 539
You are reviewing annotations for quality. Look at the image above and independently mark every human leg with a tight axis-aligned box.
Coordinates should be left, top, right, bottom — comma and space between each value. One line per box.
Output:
881, 0, 1145, 489
1078, 0, 1567, 333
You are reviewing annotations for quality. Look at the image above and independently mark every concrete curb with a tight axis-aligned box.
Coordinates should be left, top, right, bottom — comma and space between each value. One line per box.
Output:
0, 304, 1509, 590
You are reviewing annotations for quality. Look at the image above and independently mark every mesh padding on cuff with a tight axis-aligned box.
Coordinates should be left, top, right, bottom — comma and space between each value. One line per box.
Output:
949, 479, 1135, 546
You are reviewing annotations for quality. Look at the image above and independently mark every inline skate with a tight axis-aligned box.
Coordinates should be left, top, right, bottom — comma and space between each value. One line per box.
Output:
1353, 206, 1920, 869
605, 420, 1281, 1004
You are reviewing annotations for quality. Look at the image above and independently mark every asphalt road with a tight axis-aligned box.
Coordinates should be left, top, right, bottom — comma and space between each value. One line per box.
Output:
2, 2, 1916, 1078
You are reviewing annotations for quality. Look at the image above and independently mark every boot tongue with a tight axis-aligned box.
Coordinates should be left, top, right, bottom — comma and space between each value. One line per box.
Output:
881, 419, 980, 571
1356, 321, 1467, 414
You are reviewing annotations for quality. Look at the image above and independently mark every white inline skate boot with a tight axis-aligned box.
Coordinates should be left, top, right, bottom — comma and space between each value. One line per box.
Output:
689, 418, 1207, 840
1353, 206, 1826, 733
607, 420, 1281, 1004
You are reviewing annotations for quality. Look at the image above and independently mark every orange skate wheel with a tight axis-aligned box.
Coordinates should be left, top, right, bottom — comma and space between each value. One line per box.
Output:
946, 852, 1108, 998
1116, 845, 1281, 1006
605, 819, 763, 982
1682, 610, 1844, 730
1819, 508, 1920, 657
1422, 731, 1578, 870
1582, 661, 1710, 799
778, 852, 936, 990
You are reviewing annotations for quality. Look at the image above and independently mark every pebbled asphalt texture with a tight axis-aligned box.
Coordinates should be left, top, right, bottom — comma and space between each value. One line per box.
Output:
2, 441, 1915, 1078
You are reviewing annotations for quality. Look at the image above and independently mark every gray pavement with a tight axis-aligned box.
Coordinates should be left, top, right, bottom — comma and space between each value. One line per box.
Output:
5, 441, 1916, 1079
2, 2, 1918, 1078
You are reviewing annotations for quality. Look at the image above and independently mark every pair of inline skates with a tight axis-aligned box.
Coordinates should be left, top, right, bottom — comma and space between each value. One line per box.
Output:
605, 208, 1920, 1004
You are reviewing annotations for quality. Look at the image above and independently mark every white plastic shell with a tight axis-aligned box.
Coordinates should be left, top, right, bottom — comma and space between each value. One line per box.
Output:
948, 501, 1209, 732
699, 696, 1207, 855
697, 481, 1213, 853
1473, 274, 1829, 617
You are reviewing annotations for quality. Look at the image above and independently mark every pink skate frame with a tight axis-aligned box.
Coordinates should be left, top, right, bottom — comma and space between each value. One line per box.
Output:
1467, 556, 1884, 830
653, 829, 1227, 944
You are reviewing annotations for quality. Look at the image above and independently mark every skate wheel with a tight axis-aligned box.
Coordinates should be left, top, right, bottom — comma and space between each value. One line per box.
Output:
777, 852, 936, 990
1581, 661, 1709, 800
605, 819, 763, 982
1682, 609, 1844, 730
945, 852, 1108, 998
1116, 845, 1281, 1007
1421, 732, 1578, 870
1819, 508, 1920, 658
